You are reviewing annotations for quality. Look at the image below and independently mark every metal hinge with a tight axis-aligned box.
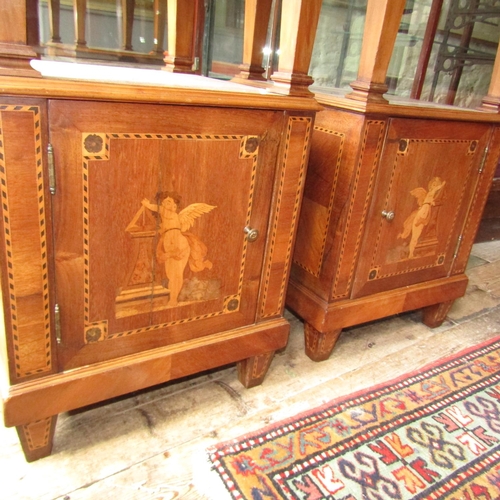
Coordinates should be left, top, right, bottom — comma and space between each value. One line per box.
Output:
479, 146, 489, 174
47, 143, 56, 194
453, 234, 463, 259
55, 303, 62, 344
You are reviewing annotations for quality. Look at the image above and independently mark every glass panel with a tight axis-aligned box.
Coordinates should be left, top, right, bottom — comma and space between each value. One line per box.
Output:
425, 0, 499, 108
386, 0, 433, 97
388, 0, 500, 109
208, 0, 245, 78
262, 0, 281, 80
38, 0, 167, 65
309, 0, 367, 90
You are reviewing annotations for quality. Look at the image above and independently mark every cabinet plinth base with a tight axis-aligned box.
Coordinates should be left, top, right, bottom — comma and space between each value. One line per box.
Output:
4, 319, 289, 461
287, 274, 468, 361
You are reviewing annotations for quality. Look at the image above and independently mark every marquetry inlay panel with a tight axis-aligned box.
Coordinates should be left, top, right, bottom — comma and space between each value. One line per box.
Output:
259, 116, 312, 319
293, 126, 345, 277
0, 105, 52, 379
80, 132, 260, 341
331, 120, 386, 300
365, 138, 478, 283
20, 418, 53, 451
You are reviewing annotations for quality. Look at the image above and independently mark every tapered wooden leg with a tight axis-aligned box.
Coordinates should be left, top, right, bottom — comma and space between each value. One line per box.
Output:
304, 323, 342, 362
422, 300, 454, 328
237, 351, 275, 388
16, 415, 58, 462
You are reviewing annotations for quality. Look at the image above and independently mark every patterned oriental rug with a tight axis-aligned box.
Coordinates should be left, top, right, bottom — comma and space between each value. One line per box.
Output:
203, 335, 500, 499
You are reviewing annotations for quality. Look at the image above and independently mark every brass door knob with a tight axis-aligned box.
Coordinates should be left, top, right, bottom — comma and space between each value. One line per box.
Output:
381, 210, 395, 221
244, 226, 259, 242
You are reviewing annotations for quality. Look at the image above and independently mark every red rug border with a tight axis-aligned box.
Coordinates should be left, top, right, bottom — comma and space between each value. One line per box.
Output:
209, 333, 500, 455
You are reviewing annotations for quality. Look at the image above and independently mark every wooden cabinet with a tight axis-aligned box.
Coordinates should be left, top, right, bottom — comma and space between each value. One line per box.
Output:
287, 97, 500, 361
0, 77, 315, 461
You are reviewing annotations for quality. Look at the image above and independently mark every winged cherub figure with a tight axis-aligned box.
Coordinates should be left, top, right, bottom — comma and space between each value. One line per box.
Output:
398, 177, 446, 259
142, 192, 216, 306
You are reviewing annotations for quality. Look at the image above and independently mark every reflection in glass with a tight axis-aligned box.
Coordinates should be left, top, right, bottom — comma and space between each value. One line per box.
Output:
35, 0, 500, 110
309, 0, 499, 109
420, 0, 499, 108
309, 0, 367, 90
38, 0, 166, 64
388, 0, 500, 109
207, 0, 245, 79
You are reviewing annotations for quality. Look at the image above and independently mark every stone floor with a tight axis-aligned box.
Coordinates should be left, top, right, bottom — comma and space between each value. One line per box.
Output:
2, 240, 500, 500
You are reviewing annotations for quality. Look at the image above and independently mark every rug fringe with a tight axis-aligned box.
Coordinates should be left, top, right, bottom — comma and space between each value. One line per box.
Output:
192, 447, 233, 500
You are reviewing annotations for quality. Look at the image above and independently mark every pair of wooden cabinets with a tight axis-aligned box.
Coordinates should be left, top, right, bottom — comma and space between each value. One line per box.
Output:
0, 84, 315, 461
2, 75, 500, 464
288, 95, 500, 361
0, 82, 500, 460
2, 0, 500, 465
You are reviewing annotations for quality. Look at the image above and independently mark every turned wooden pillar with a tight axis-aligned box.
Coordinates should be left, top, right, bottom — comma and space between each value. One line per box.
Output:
152, 0, 167, 55
232, 0, 273, 85
480, 41, 500, 112
121, 0, 136, 51
347, 0, 406, 103
270, 0, 322, 96
47, 0, 62, 43
0, 0, 40, 77
164, 0, 197, 73
73, 0, 87, 48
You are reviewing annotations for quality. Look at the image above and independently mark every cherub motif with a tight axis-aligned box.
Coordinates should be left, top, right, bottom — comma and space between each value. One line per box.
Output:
142, 191, 216, 306
398, 177, 446, 259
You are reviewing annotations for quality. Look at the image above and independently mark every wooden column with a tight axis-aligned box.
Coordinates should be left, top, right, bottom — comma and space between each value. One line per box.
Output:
232, 0, 273, 85
121, 0, 136, 51
0, 0, 40, 77
480, 41, 500, 112
152, 0, 167, 55
347, 0, 406, 103
164, 0, 196, 73
48, 0, 62, 44
73, 0, 87, 48
270, 0, 322, 96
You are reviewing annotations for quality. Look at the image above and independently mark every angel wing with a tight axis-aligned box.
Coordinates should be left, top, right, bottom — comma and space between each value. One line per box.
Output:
178, 203, 217, 232
409, 187, 427, 206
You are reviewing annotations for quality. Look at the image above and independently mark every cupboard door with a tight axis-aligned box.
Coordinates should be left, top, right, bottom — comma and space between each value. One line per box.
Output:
352, 118, 491, 298
49, 101, 282, 369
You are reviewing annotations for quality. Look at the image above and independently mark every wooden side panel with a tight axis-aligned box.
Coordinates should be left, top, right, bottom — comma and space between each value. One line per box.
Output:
452, 125, 500, 273
0, 0, 39, 77
258, 114, 312, 319
331, 119, 387, 300
293, 127, 344, 277
0, 100, 55, 383
0, 0, 27, 43
289, 110, 386, 303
